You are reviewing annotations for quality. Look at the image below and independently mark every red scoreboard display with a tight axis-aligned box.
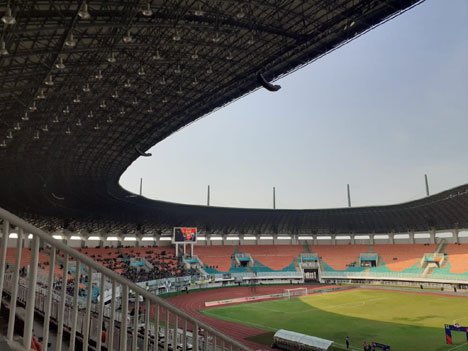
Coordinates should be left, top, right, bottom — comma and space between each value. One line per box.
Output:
172, 227, 197, 243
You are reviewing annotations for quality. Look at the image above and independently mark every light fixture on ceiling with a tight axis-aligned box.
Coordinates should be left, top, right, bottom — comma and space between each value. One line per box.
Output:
152, 50, 162, 60
123, 30, 133, 44
174, 65, 181, 74
132, 98, 138, 106
191, 51, 199, 60
78, 2, 91, 20
120, 107, 125, 115
33, 131, 39, 140
124, 79, 131, 88
42, 125, 49, 132
52, 116, 59, 123
226, 51, 233, 60
106, 117, 113, 123
45, 75, 54, 86
212, 33, 221, 43
194, 4, 204, 16
146, 106, 153, 113
138, 67, 146, 76
111, 90, 119, 98
206, 65, 213, 74
36, 89, 46, 99
159, 77, 166, 85
1, 6, 16, 25
73, 95, 81, 103
95, 70, 103, 80
0, 40, 8, 56
0, 140, 6, 147
87, 111, 94, 118
94, 124, 100, 130
13, 123, 21, 131
65, 127, 71, 135
247, 34, 255, 45
99, 100, 107, 109
177, 87, 183, 95
162, 97, 168, 103
145, 87, 152, 95
76, 119, 82, 126
65, 33, 77, 47
172, 30, 181, 41
236, 10, 245, 19
21, 112, 29, 121
192, 77, 198, 86
83, 83, 90, 92
142, 3, 153, 16
55, 57, 65, 69
63, 105, 70, 114
6, 131, 13, 139
29, 101, 37, 112
107, 52, 116, 63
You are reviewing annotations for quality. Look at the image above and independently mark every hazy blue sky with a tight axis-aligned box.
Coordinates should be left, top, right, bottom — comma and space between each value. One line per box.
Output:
120, 0, 468, 210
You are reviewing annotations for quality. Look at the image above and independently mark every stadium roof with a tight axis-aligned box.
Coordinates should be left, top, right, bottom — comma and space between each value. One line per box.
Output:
3, 0, 462, 236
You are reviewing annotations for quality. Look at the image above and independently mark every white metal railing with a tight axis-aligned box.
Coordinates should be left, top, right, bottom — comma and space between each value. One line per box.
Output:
0, 207, 252, 351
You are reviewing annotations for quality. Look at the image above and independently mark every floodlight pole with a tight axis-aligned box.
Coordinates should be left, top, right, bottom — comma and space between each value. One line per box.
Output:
425, 174, 430, 196
347, 184, 351, 207
139, 178, 143, 196
273, 187, 276, 209
207, 185, 210, 206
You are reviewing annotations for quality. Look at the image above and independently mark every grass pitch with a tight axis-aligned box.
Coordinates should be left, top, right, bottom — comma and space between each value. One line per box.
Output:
202, 289, 468, 351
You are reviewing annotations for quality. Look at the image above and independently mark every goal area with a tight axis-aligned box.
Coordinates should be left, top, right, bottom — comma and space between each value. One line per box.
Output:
284, 287, 308, 299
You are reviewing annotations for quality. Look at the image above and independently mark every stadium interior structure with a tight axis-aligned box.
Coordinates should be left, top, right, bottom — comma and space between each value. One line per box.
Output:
1, 0, 467, 350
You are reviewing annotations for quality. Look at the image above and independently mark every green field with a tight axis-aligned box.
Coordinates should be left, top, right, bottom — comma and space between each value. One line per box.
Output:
203, 289, 468, 351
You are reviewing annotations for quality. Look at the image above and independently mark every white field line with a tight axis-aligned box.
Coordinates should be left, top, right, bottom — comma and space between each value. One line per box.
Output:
448, 343, 468, 351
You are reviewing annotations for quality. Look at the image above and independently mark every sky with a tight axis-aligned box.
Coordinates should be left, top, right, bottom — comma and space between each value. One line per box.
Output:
120, 0, 468, 210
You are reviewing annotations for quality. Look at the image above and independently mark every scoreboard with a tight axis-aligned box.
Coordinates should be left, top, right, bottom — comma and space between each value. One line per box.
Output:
172, 227, 197, 243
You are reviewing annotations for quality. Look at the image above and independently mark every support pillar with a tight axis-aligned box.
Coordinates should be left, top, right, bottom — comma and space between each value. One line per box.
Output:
313, 235, 317, 246
369, 235, 374, 245
350, 235, 355, 245
331, 235, 336, 245
409, 231, 415, 244
453, 229, 459, 244
429, 230, 436, 244
389, 233, 395, 244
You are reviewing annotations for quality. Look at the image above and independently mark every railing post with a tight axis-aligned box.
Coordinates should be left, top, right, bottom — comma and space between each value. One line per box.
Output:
183, 320, 187, 351
173, 315, 178, 350
120, 284, 129, 350
43, 248, 56, 351
7, 228, 23, 341
96, 273, 105, 350
164, 309, 169, 351
0, 219, 9, 311
69, 259, 81, 350
132, 292, 140, 351
82, 265, 93, 350
23, 234, 40, 348
143, 299, 150, 351
56, 252, 69, 351
154, 304, 160, 350
193, 323, 199, 351
108, 279, 116, 351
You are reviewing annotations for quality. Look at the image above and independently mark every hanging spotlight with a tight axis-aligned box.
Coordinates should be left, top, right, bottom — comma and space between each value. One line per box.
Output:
73, 95, 81, 103
29, 101, 37, 112
172, 31, 181, 41
111, 90, 119, 98
236, 10, 245, 19
65, 33, 77, 47
152, 50, 162, 60
120, 107, 125, 115
33, 131, 40, 140
106, 117, 113, 123
6, 131, 13, 139
107, 52, 116, 63
0, 40, 8, 56
146, 106, 153, 113
1, 6, 16, 25
142, 3, 153, 16
42, 125, 49, 132
174, 65, 181, 74
87, 111, 94, 118
65, 127, 71, 135
124, 79, 131, 88
194, 4, 204, 16
177, 87, 183, 95
78, 2, 91, 20
83, 83, 91, 92
94, 124, 100, 130
52, 116, 59, 123
132, 98, 138, 106
36, 89, 46, 99
247, 34, 255, 46
226, 51, 233, 60
192, 77, 198, 86
99, 100, 107, 109
0, 140, 6, 147
55, 57, 65, 69
145, 87, 152, 95
162, 97, 168, 103
21, 112, 29, 121
206, 65, 213, 74
123, 30, 133, 44
76, 119, 82, 126
45, 75, 54, 86
159, 77, 166, 85
95, 70, 103, 80
63, 105, 70, 114
13, 123, 21, 131
138, 67, 146, 76
191, 51, 199, 60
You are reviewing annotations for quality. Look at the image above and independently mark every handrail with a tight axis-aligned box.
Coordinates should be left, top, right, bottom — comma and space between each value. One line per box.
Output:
0, 207, 252, 351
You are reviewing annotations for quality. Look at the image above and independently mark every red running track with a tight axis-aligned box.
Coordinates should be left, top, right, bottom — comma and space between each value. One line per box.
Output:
167, 285, 333, 350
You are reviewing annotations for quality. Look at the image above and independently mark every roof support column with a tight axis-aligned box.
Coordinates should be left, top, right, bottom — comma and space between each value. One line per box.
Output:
409, 231, 415, 244
369, 234, 374, 245
331, 235, 336, 245
453, 228, 459, 244
429, 230, 436, 245
313, 235, 317, 246
350, 235, 355, 245
389, 232, 395, 245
